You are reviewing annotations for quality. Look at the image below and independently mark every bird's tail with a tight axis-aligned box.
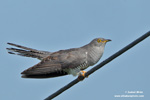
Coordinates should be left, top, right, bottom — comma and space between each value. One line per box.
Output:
7, 43, 52, 60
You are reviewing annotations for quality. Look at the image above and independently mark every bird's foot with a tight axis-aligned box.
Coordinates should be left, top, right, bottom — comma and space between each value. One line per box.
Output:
78, 71, 88, 81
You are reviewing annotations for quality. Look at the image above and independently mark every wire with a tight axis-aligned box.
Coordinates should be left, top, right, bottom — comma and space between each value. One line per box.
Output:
44, 31, 150, 100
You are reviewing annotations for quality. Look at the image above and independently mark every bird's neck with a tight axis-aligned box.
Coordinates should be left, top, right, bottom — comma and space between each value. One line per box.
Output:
83, 44, 105, 66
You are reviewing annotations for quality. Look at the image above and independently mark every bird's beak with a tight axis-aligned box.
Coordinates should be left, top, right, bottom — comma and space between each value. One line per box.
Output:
106, 39, 112, 42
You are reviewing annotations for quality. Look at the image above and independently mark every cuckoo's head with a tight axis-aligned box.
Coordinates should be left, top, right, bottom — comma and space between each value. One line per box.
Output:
90, 38, 111, 47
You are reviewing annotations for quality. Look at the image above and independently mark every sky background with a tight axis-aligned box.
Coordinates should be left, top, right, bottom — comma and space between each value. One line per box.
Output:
0, 0, 150, 100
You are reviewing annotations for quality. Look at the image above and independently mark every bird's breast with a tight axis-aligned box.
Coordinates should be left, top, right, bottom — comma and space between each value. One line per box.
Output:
87, 47, 104, 66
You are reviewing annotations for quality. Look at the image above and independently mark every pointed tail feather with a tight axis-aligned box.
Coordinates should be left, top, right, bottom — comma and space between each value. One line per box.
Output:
7, 42, 52, 60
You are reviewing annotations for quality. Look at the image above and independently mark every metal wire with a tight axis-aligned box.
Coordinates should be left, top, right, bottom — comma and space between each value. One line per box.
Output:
45, 31, 150, 100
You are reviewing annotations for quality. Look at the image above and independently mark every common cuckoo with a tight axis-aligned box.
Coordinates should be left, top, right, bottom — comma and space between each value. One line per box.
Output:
7, 38, 111, 78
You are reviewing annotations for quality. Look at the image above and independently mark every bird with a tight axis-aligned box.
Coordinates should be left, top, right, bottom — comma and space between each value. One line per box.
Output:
7, 38, 111, 79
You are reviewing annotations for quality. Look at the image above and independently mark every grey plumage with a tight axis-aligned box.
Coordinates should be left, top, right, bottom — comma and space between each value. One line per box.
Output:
7, 38, 111, 78
7, 43, 51, 60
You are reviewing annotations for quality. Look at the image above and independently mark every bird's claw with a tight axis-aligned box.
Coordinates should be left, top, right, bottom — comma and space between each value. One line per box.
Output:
78, 71, 88, 81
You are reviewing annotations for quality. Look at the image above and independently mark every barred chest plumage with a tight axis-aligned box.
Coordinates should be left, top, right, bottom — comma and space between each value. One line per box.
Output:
86, 45, 105, 66
63, 45, 105, 76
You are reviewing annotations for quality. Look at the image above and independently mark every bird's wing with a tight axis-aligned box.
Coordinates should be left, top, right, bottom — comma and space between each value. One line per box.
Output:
7, 42, 51, 60
21, 48, 86, 78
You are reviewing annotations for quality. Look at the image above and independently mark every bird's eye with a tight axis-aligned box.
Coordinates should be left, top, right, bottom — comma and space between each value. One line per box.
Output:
97, 39, 101, 43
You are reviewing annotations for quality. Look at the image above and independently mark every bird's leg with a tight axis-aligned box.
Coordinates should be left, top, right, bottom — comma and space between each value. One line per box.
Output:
80, 70, 86, 77
78, 70, 88, 81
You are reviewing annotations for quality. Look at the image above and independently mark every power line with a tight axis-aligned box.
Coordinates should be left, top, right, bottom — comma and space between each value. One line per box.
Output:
45, 31, 150, 100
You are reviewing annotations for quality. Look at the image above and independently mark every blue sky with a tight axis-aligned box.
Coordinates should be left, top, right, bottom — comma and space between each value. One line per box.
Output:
0, 0, 150, 100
